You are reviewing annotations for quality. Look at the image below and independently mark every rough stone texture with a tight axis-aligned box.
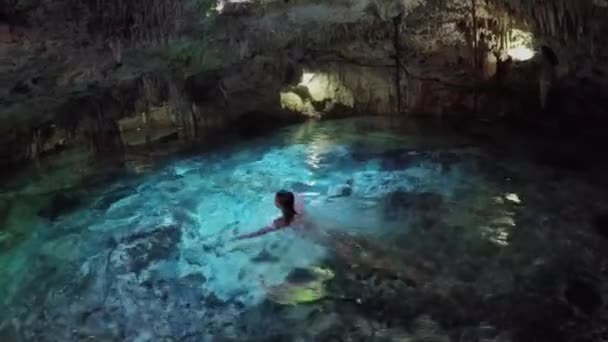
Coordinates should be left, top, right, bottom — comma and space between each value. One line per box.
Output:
1, 0, 608, 169
491, 0, 608, 127
109, 225, 181, 274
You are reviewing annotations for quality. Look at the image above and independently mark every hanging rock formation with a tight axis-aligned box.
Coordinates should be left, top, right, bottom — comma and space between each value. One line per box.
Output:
1, 0, 607, 169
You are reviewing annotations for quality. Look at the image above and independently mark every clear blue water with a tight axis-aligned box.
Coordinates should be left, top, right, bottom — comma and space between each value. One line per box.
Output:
0, 118, 606, 341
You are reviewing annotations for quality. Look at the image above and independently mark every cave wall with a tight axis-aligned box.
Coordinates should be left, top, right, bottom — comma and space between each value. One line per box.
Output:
489, 0, 608, 127
209, 0, 539, 118
1, 0, 607, 170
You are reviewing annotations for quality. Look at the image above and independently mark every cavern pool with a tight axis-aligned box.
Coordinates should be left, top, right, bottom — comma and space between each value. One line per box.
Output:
1, 118, 607, 341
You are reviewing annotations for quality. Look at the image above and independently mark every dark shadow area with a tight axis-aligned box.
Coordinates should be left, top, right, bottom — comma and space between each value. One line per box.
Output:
235, 111, 304, 139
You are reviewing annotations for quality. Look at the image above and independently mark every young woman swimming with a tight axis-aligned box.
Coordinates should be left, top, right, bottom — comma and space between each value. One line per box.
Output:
235, 190, 305, 240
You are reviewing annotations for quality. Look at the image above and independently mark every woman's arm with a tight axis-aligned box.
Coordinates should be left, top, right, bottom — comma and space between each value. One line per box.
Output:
234, 218, 287, 240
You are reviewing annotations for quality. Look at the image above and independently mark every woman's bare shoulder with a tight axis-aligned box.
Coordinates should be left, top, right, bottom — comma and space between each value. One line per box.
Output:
294, 193, 306, 213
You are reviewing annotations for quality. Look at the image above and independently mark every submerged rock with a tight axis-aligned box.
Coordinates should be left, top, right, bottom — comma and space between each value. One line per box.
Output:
286, 268, 320, 285
38, 192, 83, 220
179, 273, 207, 288
0, 231, 15, 250
327, 184, 352, 198
0, 199, 10, 226
376, 149, 463, 172
266, 266, 335, 305
0, 322, 21, 342
285, 267, 334, 285
110, 225, 181, 274
251, 248, 279, 263
93, 185, 136, 211
379, 149, 422, 170
381, 191, 443, 225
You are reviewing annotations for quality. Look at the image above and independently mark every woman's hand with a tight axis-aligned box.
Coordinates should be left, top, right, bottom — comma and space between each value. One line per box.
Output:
232, 235, 246, 241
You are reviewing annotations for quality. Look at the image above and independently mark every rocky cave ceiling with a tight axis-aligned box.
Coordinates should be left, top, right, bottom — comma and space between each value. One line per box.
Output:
0, 0, 607, 167
1, 0, 606, 111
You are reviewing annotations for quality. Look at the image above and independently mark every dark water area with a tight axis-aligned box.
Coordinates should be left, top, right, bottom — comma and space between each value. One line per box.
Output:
1, 117, 607, 341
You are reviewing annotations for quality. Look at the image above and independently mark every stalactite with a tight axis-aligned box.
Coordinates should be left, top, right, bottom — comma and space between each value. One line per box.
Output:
393, 13, 402, 115
557, 1, 564, 29
72, 0, 184, 47
471, 0, 479, 70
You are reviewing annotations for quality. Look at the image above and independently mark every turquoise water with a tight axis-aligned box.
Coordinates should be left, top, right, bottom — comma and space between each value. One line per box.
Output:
0, 118, 606, 341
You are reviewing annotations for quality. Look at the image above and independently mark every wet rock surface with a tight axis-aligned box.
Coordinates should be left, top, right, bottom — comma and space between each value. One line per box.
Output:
251, 248, 279, 263
37, 192, 84, 221
110, 225, 181, 274
92, 185, 137, 211
3, 0, 608, 171
327, 183, 353, 198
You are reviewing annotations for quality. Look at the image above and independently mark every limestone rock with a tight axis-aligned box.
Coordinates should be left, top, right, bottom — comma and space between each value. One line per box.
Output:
3, 0, 608, 168
327, 184, 353, 198
110, 225, 181, 274
37, 192, 83, 221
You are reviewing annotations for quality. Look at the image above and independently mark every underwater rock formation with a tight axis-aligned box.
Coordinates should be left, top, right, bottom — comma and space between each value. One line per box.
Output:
109, 224, 182, 274
1, 115, 608, 341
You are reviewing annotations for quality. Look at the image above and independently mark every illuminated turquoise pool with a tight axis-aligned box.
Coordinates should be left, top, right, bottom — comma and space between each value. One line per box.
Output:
0, 118, 606, 341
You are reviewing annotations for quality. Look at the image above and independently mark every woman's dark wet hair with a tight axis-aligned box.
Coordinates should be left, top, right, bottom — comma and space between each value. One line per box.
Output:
276, 190, 297, 224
